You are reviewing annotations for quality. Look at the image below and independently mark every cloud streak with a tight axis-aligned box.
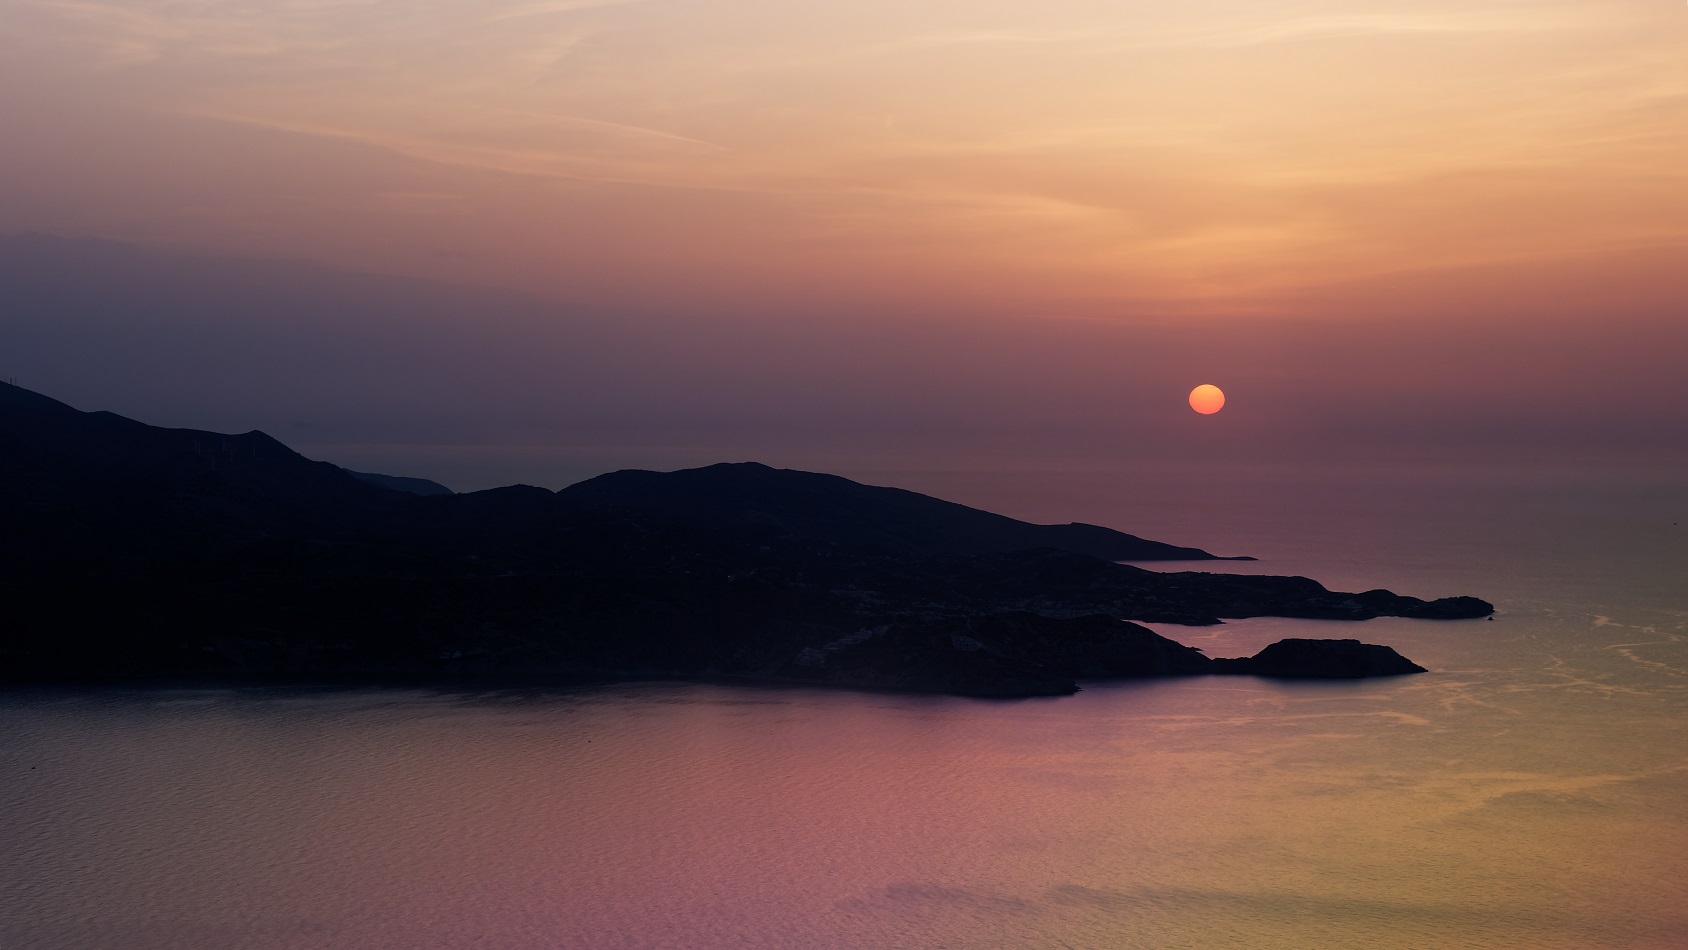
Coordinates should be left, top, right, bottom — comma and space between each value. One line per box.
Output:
4, 0, 1686, 311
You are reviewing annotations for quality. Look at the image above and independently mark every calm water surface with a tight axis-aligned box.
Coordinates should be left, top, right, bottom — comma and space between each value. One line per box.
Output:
4, 465, 1685, 948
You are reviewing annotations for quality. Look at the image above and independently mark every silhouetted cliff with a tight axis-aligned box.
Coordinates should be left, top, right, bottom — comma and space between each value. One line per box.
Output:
345, 469, 454, 496
0, 384, 1492, 696
559, 462, 1248, 560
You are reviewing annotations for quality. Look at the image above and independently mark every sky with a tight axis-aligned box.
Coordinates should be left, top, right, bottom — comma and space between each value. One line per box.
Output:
2, 0, 1686, 495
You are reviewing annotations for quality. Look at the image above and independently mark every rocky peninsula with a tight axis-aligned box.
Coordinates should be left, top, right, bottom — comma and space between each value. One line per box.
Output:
0, 383, 1490, 697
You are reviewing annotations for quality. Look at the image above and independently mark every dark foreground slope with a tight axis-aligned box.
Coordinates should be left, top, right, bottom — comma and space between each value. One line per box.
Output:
560, 462, 1248, 561
344, 469, 454, 497
0, 382, 398, 572
0, 384, 1489, 696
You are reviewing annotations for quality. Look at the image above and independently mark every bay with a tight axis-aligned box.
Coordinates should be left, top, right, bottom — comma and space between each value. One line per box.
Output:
3, 463, 1685, 949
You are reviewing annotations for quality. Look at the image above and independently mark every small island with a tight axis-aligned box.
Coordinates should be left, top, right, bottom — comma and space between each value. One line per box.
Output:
0, 383, 1490, 697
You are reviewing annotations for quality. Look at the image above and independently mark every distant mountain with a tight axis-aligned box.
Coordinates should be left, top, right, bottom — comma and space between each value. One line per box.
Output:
0, 382, 392, 571
559, 461, 1248, 561
0, 383, 1490, 696
345, 469, 454, 496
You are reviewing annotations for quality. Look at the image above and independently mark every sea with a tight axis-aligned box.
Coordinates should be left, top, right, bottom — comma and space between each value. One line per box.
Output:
4, 462, 1685, 949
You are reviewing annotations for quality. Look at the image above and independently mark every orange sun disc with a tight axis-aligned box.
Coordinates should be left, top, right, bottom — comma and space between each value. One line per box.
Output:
1189, 384, 1225, 414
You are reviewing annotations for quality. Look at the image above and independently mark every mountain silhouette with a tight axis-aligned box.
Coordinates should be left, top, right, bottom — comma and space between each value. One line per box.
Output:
559, 461, 1246, 561
0, 382, 392, 572
345, 469, 455, 496
0, 383, 1488, 695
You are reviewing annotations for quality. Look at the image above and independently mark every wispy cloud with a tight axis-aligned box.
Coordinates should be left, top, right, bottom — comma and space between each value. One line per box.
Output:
1135, 7, 1629, 50
7, 0, 1686, 309
496, 108, 727, 151
845, 3, 1630, 61
488, 0, 654, 21
189, 109, 752, 191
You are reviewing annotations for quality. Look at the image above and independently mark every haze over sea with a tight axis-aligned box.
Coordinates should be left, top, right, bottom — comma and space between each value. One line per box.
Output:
4, 462, 1683, 950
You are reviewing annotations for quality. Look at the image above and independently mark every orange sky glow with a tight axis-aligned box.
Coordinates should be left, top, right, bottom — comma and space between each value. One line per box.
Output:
4, 0, 1685, 317
2, 0, 1686, 489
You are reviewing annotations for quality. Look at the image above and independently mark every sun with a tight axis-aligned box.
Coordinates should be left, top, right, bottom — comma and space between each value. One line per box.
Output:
1189, 384, 1225, 415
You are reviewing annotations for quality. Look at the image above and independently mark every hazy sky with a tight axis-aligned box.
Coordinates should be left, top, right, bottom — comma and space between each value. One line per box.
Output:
2, 0, 1685, 492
